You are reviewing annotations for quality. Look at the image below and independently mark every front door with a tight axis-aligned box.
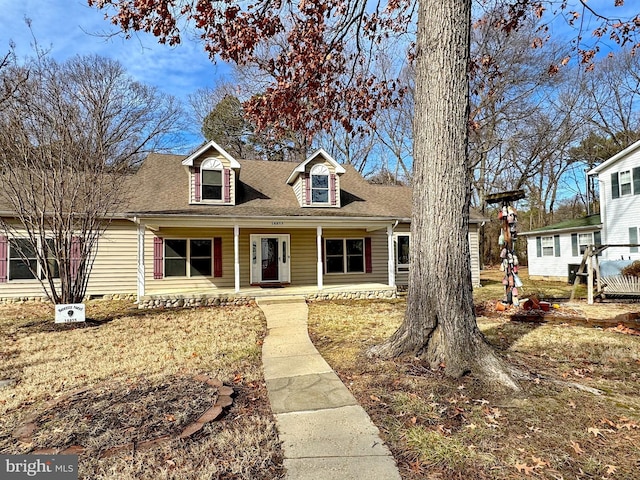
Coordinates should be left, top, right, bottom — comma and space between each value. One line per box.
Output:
250, 234, 291, 284
261, 238, 279, 281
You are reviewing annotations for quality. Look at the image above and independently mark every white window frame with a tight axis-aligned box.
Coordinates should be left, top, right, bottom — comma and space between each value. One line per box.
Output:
394, 233, 410, 273
8, 238, 59, 281
324, 238, 365, 274
619, 169, 632, 197
164, 238, 213, 278
310, 164, 330, 205
578, 233, 593, 255
201, 158, 223, 202
541, 236, 554, 257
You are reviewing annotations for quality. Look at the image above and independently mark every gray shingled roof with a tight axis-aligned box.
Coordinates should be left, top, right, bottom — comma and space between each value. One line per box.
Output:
521, 214, 602, 235
1, 152, 486, 222
125, 153, 414, 219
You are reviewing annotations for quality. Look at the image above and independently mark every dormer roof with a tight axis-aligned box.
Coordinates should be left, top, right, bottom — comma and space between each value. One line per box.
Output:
286, 148, 346, 185
181, 139, 241, 169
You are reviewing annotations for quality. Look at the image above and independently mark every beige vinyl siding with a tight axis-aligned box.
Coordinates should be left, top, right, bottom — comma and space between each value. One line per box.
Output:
322, 228, 388, 285
0, 220, 138, 299
145, 227, 235, 295
239, 228, 318, 286
85, 220, 138, 295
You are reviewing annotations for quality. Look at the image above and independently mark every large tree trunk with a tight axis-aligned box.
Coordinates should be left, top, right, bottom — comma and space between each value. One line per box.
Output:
369, 0, 518, 390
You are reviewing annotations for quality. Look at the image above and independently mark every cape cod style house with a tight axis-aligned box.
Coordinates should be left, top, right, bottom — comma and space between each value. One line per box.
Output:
0, 141, 485, 305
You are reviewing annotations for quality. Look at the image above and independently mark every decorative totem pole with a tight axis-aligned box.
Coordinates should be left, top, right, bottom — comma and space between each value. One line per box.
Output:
486, 190, 526, 306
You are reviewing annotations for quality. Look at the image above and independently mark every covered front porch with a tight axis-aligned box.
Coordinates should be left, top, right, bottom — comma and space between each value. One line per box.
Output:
137, 282, 398, 309
133, 215, 407, 303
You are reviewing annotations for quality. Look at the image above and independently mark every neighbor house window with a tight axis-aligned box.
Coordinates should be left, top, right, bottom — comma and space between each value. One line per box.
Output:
541, 236, 554, 256
311, 164, 330, 204
620, 170, 632, 196
325, 238, 364, 274
611, 168, 640, 199
8, 238, 59, 280
164, 239, 213, 277
578, 233, 593, 255
395, 234, 410, 272
201, 158, 223, 200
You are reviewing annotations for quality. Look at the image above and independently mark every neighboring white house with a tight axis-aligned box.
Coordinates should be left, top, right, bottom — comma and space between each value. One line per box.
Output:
521, 215, 602, 282
588, 139, 640, 261
524, 138, 640, 282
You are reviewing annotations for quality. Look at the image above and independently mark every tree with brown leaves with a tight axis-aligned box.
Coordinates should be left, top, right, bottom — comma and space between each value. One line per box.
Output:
89, 0, 640, 388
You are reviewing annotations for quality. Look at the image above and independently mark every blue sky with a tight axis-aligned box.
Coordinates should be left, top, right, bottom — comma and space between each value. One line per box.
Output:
0, 0, 234, 152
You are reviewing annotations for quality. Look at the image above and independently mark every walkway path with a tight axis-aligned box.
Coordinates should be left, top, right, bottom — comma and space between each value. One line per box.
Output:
256, 296, 401, 480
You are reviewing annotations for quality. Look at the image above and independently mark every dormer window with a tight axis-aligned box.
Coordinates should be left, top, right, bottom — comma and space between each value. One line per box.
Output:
311, 164, 330, 204
201, 158, 223, 200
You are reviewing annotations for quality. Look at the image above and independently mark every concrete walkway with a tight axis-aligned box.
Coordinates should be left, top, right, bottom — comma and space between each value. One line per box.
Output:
256, 296, 401, 480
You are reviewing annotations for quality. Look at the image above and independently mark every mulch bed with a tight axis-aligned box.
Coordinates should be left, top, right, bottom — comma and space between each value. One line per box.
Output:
13, 374, 233, 456
476, 300, 640, 333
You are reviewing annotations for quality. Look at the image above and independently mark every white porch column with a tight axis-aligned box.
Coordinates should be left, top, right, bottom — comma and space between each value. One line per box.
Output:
136, 223, 145, 302
234, 225, 240, 293
317, 226, 323, 290
387, 225, 396, 287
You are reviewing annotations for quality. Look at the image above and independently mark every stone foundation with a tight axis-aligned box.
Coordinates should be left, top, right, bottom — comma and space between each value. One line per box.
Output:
137, 295, 257, 309
138, 288, 397, 309
0, 293, 137, 305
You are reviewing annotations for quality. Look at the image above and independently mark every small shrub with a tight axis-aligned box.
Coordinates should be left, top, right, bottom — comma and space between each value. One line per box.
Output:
621, 260, 640, 277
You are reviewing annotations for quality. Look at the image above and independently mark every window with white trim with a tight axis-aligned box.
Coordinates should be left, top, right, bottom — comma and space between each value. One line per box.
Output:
395, 234, 410, 272
325, 238, 364, 274
164, 239, 212, 277
9, 238, 59, 280
311, 164, 330, 204
201, 158, 223, 201
578, 233, 593, 254
541, 236, 554, 257
619, 170, 632, 196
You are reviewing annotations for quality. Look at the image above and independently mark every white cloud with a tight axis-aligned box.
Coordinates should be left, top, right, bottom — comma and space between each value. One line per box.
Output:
0, 0, 231, 101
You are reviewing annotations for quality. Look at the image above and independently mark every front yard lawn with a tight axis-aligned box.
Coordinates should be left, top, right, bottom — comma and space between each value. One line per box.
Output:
308, 292, 640, 479
0, 301, 284, 479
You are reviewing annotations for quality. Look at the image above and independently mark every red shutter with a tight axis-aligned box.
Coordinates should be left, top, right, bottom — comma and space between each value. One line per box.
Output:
304, 173, 311, 205
365, 237, 372, 273
213, 237, 223, 277
330, 174, 337, 206
0, 235, 7, 283
70, 236, 81, 281
223, 168, 231, 203
194, 166, 201, 202
153, 236, 163, 279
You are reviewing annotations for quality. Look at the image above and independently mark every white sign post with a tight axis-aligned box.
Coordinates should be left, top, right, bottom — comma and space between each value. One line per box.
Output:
55, 304, 86, 324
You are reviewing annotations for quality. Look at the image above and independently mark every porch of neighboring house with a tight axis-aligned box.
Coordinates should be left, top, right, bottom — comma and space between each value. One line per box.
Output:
136, 282, 399, 309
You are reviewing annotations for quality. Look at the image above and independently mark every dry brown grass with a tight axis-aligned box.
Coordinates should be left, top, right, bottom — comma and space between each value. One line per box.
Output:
308, 299, 640, 479
0, 301, 284, 479
475, 266, 589, 304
